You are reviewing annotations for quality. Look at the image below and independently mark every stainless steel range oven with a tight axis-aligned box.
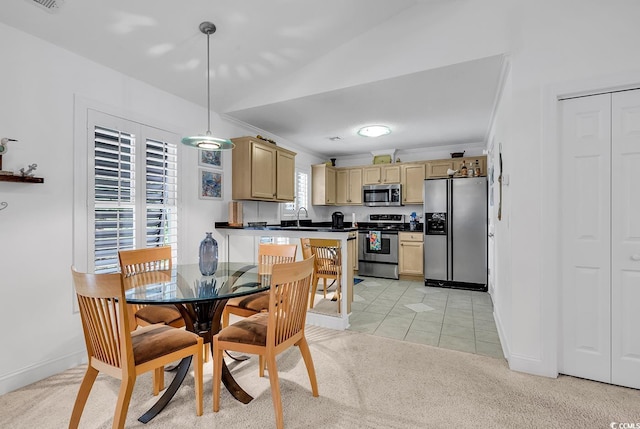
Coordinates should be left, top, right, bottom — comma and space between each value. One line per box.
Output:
357, 214, 404, 279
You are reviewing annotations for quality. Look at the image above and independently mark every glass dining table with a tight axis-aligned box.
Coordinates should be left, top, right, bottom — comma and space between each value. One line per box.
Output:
124, 262, 269, 423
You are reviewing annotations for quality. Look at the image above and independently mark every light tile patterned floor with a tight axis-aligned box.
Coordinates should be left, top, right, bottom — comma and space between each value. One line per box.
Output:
347, 276, 504, 359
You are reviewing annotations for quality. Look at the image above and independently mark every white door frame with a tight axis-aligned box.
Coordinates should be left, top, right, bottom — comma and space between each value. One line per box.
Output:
542, 72, 640, 378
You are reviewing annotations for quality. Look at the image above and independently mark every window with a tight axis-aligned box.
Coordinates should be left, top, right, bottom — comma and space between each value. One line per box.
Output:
89, 111, 178, 273
282, 168, 309, 217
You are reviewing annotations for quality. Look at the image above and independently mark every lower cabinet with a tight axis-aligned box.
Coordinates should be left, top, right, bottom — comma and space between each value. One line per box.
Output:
399, 232, 423, 276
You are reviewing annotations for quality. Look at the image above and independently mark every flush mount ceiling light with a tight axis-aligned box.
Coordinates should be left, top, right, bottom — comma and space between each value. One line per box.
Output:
181, 21, 235, 151
357, 125, 391, 138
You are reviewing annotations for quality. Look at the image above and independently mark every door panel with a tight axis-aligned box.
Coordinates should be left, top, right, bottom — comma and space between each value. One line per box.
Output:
451, 178, 487, 284
251, 143, 276, 199
611, 90, 640, 388
424, 235, 447, 281
424, 179, 448, 281
560, 94, 611, 383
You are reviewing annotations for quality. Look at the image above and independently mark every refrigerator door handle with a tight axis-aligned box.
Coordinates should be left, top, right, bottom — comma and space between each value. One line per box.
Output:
447, 179, 453, 281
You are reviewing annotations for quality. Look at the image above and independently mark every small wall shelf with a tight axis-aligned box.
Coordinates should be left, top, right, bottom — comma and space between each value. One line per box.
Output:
0, 175, 44, 183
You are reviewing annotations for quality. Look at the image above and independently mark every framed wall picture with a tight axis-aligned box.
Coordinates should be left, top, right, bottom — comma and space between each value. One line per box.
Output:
198, 149, 222, 169
199, 168, 223, 200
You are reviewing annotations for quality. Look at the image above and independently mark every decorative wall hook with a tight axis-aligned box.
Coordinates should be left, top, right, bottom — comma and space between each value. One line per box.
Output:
0, 202, 7, 211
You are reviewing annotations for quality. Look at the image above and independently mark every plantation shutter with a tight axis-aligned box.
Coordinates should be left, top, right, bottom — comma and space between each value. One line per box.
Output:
90, 113, 178, 274
93, 126, 136, 273
145, 138, 178, 257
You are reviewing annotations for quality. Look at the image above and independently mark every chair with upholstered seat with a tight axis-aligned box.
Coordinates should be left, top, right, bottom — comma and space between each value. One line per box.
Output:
307, 238, 342, 312
118, 246, 185, 329
212, 256, 318, 429
69, 268, 203, 429
118, 246, 187, 392
221, 243, 297, 328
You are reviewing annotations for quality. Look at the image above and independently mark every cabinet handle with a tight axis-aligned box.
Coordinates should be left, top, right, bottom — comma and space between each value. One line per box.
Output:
632, 255, 640, 261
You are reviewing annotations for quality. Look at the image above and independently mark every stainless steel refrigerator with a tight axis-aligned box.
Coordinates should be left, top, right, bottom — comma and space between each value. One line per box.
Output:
423, 177, 487, 291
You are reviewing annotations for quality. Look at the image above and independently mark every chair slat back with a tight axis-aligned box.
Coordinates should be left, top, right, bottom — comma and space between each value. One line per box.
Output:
258, 244, 297, 276
300, 238, 313, 260
267, 257, 315, 347
118, 246, 172, 277
71, 269, 132, 370
308, 238, 341, 275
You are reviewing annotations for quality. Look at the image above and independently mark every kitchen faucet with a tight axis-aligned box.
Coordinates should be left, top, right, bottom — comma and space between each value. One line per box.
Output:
296, 206, 308, 227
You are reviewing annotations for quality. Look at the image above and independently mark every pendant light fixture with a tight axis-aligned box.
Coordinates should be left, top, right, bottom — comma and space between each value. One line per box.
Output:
181, 21, 235, 151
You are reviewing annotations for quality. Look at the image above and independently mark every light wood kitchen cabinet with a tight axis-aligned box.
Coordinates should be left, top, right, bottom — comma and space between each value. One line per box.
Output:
362, 164, 401, 184
401, 163, 426, 204
398, 231, 424, 276
336, 168, 363, 205
312, 163, 337, 205
276, 150, 296, 200
426, 156, 487, 178
399, 231, 423, 276
231, 136, 296, 202
426, 160, 456, 178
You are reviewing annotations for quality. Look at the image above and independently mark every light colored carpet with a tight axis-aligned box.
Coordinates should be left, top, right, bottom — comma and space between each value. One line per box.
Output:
1, 326, 638, 429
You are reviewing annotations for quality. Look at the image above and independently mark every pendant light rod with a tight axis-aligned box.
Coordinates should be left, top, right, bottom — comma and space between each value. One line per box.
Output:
200, 21, 215, 135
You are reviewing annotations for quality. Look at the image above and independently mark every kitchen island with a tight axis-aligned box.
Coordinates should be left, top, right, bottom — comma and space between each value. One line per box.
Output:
214, 224, 358, 330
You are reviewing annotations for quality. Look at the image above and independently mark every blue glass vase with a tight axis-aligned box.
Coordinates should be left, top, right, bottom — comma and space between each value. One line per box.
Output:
199, 232, 218, 275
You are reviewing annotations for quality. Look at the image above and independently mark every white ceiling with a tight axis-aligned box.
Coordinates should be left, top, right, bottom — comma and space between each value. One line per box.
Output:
0, 0, 505, 157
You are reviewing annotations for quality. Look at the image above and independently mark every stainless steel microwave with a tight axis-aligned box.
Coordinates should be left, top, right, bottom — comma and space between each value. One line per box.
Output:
362, 184, 402, 207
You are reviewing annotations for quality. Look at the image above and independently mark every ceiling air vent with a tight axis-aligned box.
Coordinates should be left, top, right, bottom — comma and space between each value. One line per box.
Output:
26, 0, 65, 13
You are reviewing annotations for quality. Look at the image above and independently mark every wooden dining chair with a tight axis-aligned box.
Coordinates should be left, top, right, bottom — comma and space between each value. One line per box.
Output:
212, 256, 318, 429
300, 237, 313, 259
69, 268, 203, 429
221, 243, 297, 328
308, 238, 342, 313
118, 246, 185, 329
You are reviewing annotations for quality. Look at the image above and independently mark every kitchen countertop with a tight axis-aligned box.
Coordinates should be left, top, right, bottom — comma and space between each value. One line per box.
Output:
215, 221, 422, 233
215, 221, 358, 233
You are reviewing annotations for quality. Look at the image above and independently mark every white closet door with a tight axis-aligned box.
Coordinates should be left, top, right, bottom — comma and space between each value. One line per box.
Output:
611, 90, 640, 389
560, 94, 612, 384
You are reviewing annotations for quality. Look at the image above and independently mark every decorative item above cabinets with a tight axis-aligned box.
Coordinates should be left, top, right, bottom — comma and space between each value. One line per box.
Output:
231, 136, 296, 202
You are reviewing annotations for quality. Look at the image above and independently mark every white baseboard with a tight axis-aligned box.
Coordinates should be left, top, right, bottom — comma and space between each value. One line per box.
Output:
0, 350, 87, 395
508, 353, 557, 378
306, 312, 349, 330
493, 308, 509, 360
494, 310, 557, 378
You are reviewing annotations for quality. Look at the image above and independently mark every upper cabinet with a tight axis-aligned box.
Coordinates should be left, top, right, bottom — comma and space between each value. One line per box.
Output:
312, 163, 336, 205
426, 156, 487, 178
401, 163, 425, 204
362, 164, 401, 184
336, 167, 363, 205
311, 155, 487, 206
426, 160, 456, 178
231, 136, 296, 202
